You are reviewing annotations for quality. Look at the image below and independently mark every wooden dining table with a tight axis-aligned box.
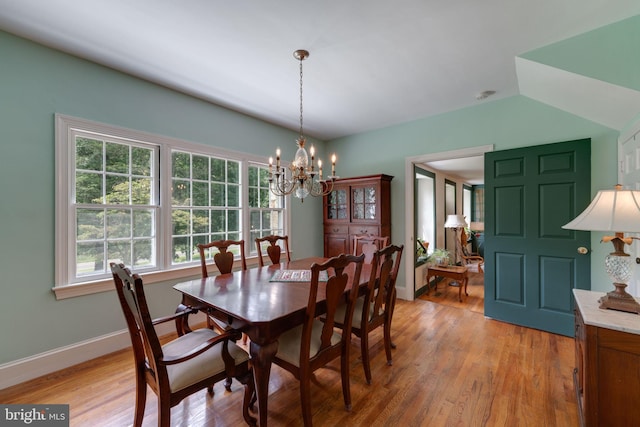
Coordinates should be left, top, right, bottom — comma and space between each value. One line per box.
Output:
173, 256, 371, 426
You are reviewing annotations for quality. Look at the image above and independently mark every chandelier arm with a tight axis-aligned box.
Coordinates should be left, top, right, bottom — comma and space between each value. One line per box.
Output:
309, 178, 334, 197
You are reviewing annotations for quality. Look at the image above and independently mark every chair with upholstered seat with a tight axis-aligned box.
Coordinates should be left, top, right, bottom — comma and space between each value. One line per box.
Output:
459, 229, 484, 273
352, 234, 389, 264
176, 239, 249, 388
110, 263, 255, 427
334, 244, 404, 384
200, 239, 251, 341
175, 239, 247, 336
273, 253, 365, 427
255, 235, 291, 267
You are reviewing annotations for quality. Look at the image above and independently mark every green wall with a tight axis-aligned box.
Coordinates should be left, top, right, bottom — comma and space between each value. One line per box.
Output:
0, 30, 325, 364
328, 96, 619, 297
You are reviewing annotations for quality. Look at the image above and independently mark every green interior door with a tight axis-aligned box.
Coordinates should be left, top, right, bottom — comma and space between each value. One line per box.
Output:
484, 139, 591, 336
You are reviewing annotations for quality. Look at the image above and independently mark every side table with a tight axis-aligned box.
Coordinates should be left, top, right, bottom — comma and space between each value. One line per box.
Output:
426, 265, 469, 302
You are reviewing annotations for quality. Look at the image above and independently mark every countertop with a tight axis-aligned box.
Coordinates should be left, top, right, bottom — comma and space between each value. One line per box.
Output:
573, 288, 640, 335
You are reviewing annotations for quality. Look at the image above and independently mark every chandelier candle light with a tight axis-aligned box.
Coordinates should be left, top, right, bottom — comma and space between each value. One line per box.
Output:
562, 184, 640, 314
268, 49, 337, 201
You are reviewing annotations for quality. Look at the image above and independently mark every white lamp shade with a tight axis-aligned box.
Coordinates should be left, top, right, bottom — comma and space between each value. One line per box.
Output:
444, 214, 467, 229
562, 188, 640, 232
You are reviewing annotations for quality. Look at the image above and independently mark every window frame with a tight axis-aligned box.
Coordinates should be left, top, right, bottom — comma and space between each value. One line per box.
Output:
54, 114, 289, 299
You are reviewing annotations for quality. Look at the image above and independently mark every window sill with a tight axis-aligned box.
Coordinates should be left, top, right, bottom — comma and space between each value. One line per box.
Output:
52, 258, 262, 300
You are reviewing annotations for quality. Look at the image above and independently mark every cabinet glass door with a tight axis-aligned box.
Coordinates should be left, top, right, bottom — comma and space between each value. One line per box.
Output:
352, 185, 377, 220
327, 188, 348, 220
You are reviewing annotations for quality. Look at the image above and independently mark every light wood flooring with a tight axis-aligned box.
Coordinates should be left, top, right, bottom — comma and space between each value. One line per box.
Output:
418, 268, 485, 314
1, 282, 579, 426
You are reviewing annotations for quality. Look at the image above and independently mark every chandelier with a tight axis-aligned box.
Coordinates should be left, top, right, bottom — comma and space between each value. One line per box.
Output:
268, 49, 337, 201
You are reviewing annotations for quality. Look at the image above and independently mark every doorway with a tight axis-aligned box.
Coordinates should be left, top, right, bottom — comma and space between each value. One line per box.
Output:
404, 145, 493, 305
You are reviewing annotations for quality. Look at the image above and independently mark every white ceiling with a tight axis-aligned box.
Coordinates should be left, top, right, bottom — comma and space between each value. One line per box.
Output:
425, 156, 485, 185
1, 0, 639, 143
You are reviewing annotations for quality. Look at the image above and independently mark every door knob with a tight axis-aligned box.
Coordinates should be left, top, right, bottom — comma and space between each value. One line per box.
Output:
577, 247, 588, 255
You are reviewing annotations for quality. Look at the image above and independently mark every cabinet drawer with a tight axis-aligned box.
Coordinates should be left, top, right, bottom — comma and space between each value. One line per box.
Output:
325, 225, 349, 235
349, 225, 380, 236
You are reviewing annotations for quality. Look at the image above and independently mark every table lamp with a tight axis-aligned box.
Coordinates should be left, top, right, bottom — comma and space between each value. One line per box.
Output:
562, 185, 640, 314
444, 214, 467, 265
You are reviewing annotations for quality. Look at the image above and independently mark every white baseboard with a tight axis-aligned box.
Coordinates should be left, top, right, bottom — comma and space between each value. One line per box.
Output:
0, 312, 206, 390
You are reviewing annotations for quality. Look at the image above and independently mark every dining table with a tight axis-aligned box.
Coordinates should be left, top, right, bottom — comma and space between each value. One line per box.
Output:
173, 256, 371, 426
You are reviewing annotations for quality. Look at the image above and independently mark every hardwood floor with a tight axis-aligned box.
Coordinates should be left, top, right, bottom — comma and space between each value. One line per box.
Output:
419, 268, 485, 314
0, 295, 579, 426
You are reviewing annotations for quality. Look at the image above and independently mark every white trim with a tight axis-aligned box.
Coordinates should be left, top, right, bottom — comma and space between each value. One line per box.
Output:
0, 312, 207, 389
52, 258, 262, 299
402, 145, 493, 301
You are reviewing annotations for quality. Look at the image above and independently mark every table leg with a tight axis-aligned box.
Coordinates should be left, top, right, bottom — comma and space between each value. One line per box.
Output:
458, 274, 469, 302
426, 273, 437, 295
249, 340, 278, 426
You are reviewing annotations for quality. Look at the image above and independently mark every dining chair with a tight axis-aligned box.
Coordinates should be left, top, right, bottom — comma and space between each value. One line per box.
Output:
352, 234, 389, 264
197, 239, 248, 331
110, 263, 256, 427
198, 239, 247, 276
203, 240, 252, 337
334, 244, 404, 384
273, 253, 365, 427
175, 239, 247, 337
255, 235, 291, 267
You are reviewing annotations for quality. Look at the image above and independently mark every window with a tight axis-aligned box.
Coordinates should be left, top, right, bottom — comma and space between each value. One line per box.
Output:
473, 186, 485, 222
444, 179, 456, 252
55, 114, 287, 298
463, 184, 472, 225
414, 166, 435, 260
74, 134, 159, 277
248, 164, 285, 255
170, 151, 242, 264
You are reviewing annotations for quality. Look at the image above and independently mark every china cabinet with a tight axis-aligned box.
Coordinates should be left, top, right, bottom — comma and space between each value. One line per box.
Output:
323, 174, 392, 257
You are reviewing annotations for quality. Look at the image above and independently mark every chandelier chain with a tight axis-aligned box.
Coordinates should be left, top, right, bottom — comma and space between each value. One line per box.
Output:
299, 58, 304, 139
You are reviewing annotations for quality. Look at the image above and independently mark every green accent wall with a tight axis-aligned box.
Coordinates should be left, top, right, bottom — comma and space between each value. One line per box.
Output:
521, 15, 640, 91
0, 30, 325, 364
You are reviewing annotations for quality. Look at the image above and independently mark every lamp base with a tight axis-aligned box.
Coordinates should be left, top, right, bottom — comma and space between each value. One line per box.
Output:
598, 283, 640, 314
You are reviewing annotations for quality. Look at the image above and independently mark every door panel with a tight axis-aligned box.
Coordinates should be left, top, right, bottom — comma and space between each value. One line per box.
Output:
540, 256, 574, 312
495, 252, 524, 304
485, 139, 591, 337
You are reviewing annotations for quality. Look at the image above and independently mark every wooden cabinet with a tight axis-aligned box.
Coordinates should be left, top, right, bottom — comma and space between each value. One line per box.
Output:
573, 289, 640, 427
323, 174, 392, 257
